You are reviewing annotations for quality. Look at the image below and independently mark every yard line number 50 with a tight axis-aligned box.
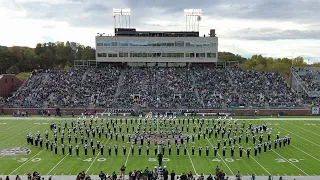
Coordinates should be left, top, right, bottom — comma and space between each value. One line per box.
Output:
276, 158, 300, 163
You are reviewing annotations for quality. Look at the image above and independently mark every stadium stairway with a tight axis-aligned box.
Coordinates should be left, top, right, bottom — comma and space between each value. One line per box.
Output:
113, 70, 125, 100
2, 175, 319, 180
42, 74, 50, 83
81, 68, 89, 83
190, 73, 204, 106
227, 73, 233, 86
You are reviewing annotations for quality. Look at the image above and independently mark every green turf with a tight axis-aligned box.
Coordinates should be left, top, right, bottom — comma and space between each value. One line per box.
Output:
0, 117, 320, 176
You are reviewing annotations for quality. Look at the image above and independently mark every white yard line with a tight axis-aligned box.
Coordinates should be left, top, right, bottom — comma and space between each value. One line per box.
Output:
172, 118, 198, 175
271, 149, 309, 176
177, 118, 198, 175
205, 138, 234, 175
276, 126, 320, 147
10, 149, 45, 174
0, 120, 30, 134
193, 122, 233, 175
46, 146, 75, 175
250, 155, 271, 175
291, 145, 320, 161
233, 142, 270, 176
85, 138, 111, 174
124, 146, 132, 166
186, 148, 198, 176
0, 123, 43, 144
283, 121, 320, 137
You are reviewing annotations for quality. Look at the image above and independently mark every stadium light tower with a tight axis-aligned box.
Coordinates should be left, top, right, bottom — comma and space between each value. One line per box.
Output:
184, 9, 202, 32
113, 8, 131, 29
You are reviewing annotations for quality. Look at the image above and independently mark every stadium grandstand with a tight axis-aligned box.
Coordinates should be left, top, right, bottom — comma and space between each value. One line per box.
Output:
4, 27, 307, 113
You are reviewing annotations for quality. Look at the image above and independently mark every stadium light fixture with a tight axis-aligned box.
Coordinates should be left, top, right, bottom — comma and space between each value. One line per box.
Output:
184, 9, 202, 16
113, 8, 131, 16
184, 9, 202, 32
97, 33, 105, 36
113, 8, 131, 29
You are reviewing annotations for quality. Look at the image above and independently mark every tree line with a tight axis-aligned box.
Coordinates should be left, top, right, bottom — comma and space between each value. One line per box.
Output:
219, 52, 319, 81
0, 42, 95, 74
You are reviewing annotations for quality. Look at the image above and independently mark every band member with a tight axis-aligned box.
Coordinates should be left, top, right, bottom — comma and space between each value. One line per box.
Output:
254, 146, 258, 156
100, 145, 104, 156
138, 145, 142, 155
131, 144, 134, 155
123, 146, 127, 156
154, 145, 158, 156
92, 145, 96, 156
176, 144, 180, 156
115, 145, 118, 155
206, 145, 209, 157
222, 146, 226, 156
108, 145, 112, 156
84, 144, 88, 156
69, 144, 73, 156
147, 145, 150, 155
76, 144, 79, 156
246, 147, 251, 158
231, 145, 235, 157
198, 146, 202, 156
239, 146, 244, 157
39, 138, 43, 148
217, 140, 221, 149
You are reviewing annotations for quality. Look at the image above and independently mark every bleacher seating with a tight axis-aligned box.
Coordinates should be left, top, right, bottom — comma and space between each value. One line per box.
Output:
294, 67, 320, 96
6, 66, 303, 109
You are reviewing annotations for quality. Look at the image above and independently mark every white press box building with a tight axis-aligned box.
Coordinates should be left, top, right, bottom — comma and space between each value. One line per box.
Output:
95, 28, 218, 67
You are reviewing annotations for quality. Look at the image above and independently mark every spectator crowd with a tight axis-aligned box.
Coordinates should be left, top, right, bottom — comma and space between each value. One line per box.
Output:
6, 66, 301, 109
294, 67, 320, 96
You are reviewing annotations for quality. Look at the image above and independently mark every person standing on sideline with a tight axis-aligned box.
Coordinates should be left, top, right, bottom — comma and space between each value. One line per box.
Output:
170, 170, 175, 180
120, 165, 126, 178
235, 171, 242, 180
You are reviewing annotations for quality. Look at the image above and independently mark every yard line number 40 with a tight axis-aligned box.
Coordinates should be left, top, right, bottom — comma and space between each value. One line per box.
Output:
17, 158, 41, 162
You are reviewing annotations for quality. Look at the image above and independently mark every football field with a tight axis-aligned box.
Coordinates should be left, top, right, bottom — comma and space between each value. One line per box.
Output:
0, 116, 320, 177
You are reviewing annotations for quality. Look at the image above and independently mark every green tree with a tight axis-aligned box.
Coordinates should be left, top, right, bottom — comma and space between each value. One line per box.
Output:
6, 65, 20, 74
312, 62, 320, 67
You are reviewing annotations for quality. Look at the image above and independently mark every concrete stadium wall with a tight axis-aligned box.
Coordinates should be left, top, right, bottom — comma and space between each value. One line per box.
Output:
1, 108, 313, 116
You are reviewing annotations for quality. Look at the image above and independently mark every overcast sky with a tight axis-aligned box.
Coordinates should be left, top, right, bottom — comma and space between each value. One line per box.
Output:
1, 0, 320, 63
